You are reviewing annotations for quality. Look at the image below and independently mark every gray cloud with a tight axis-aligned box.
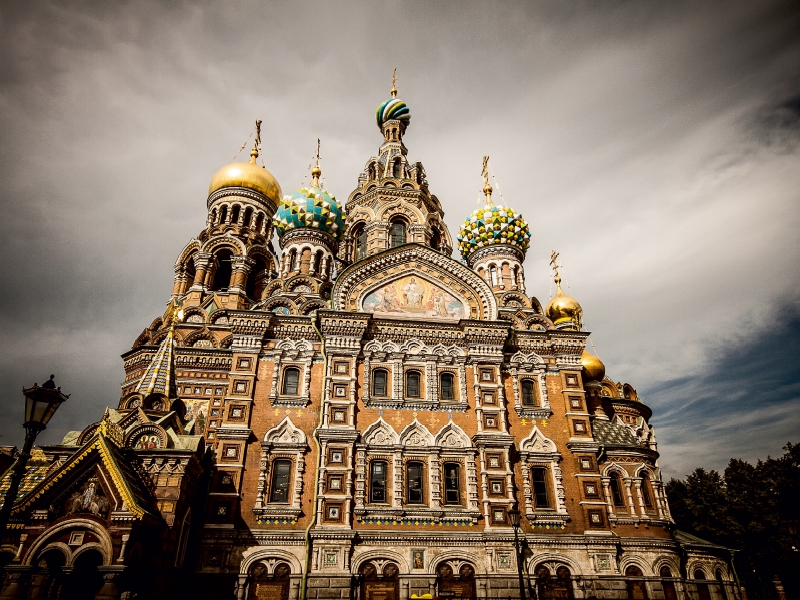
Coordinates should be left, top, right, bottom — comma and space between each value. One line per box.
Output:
0, 1, 798, 476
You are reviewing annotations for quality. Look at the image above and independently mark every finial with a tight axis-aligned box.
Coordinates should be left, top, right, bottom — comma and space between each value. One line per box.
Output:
390, 68, 398, 98
481, 156, 494, 206
311, 138, 322, 187
550, 250, 562, 289
250, 119, 262, 164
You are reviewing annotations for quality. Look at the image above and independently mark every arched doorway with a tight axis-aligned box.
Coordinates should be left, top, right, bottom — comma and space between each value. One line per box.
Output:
248, 561, 291, 600
31, 549, 67, 600
625, 566, 648, 600
716, 570, 729, 600
535, 564, 574, 600
436, 562, 476, 600
659, 566, 678, 600
61, 549, 103, 600
359, 561, 399, 600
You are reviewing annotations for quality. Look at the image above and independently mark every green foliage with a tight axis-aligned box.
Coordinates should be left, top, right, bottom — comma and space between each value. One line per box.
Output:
666, 443, 800, 600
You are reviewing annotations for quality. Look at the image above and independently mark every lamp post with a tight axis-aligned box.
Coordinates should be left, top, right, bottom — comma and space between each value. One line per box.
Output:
0, 376, 69, 539
508, 508, 527, 600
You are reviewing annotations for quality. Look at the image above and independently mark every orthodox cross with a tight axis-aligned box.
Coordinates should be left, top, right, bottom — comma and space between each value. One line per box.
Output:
391, 68, 398, 98
550, 250, 562, 285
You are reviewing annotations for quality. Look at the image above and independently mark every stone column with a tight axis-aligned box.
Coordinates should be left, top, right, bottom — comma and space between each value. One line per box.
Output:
235, 574, 249, 600
94, 565, 127, 600
0, 565, 33, 600
229, 256, 255, 293
189, 253, 213, 292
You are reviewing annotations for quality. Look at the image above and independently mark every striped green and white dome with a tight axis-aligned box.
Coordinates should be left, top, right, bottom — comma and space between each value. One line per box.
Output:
457, 205, 531, 259
376, 98, 410, 129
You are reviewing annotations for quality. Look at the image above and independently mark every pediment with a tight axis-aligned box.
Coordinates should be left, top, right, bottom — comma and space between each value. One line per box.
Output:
362, 417, 399, 446
332, 244, 497, 321
399, 419, 434, 447
434, 421, 471, 448
520, 425, 557, 453
264, 417, 307, 445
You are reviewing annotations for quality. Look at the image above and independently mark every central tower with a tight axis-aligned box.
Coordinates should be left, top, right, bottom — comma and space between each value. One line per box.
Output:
340, 75, 452, 263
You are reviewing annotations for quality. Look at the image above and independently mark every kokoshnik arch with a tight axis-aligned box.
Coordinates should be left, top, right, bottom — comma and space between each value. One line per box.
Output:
0, 81, 738, 600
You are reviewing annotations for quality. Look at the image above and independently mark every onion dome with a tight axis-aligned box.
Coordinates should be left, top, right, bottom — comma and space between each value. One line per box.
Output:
457, 205, 531, 258
273, 166, 345, 241
376, 98, 410, 129
581, 350, 606, 382
208, 146, 282, 204
545, 276, 582, 329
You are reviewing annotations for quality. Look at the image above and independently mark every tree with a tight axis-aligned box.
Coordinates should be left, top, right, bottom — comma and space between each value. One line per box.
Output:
666, 443, 800, 600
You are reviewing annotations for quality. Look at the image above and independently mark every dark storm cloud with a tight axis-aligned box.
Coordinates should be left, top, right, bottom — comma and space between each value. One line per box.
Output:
0, 0, 798, 477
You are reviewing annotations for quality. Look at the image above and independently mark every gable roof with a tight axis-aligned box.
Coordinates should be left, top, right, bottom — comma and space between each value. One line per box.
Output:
4, 428, 157, 521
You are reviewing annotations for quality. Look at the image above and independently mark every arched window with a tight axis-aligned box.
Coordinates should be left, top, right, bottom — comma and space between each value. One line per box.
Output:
406, 461, 424, 504
439, 372, 455, 400
230, 204, 241, 225
372, 369, 388, 397
269, 459, 292, 503
715, 570, 729, 600
355, 226, 367, 261
370, 460, 387, 503
246, 256, 268, 300
695, 570, 711, 600
490, 266, 499, 286
254, 212, 265, 234
219, 205, 228, 224
660, 566, 678, 600
405, 370, 421, 398
243, 207, 253, 228
536, 564, 574, 600
211, 249, 233, 291
430, 229, 442, 252
390, 221, 406, 248
521, 379, 536, 406
625, 566, 648, 600
640, 473, 653, 509
610, 472, 626, 507
210, 208, 218, 226
281, 367, 300, 396
290, 249, 299, 272
531, 467, 551, 509
443, 462, 461, 505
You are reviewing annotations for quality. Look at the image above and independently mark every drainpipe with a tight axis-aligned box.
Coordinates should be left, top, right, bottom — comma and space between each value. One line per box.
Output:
301, 311, 327, 600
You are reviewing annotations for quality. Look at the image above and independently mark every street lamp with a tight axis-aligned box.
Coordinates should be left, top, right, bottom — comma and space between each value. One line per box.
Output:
0, 376, 69, 539
508, 508, 528, 600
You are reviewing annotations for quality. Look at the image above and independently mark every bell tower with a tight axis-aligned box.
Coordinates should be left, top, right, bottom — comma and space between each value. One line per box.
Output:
341, 72, 452, 264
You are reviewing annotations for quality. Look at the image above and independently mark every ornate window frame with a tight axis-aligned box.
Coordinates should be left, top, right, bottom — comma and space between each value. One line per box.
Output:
509, 352, 551, 419
267, 340, 315, 408
254, 417, 307, 522
519, 426, 569, 526
354, 418, 480, 525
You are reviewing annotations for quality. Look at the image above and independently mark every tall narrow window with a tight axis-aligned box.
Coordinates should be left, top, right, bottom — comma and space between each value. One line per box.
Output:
370, 461, 387, 503
610, 472, 625, 507
230, 204, 241, 225
490, 266, 498, 286
269, 459, 292, 503
531, 467, 551, 508
695, 571, 711, 600
372, 369, 388, 397
443, 463, 460, 505
440, 373, 455, 400
405, 371, 421, 398
281, 367, 300, 396
407, 462, 424, 504
660, 566, 678, 600
355, 227, 367, 261
521, 380, 535, 406
641, 474, 653, 508
390, 221, 406, 248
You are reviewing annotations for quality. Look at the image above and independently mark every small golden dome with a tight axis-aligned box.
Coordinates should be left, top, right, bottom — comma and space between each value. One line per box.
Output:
208, 149, 282, 203
545, 279, 582, 329
581, 350, 605, 382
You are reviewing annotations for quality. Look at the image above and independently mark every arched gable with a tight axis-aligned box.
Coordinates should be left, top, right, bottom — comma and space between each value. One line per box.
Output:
399, 419, 434, 447
362, 418, 399, 446
264, 417, 307, 446
520, 426, 556, 453
434, 421, 471, 448
333, 244, 497, 321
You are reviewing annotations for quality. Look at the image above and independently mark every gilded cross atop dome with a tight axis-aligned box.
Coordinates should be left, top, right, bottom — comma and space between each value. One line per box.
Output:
545, 250, 583, 330
482, 156, 494, 206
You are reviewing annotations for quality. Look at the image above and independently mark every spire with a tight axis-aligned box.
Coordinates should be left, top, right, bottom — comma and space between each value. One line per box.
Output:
135, 300, 183, 400
481, 156, 494, 206
249, 119, 262, 164
311, 138, 322, 187
390, 68, 398, 98
550, 249, 562, 291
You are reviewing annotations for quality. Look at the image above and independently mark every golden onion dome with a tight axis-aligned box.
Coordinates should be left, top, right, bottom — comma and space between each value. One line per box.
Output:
208, 148, 282, 203
581, 350, 605, 382
545, 278, 582, 329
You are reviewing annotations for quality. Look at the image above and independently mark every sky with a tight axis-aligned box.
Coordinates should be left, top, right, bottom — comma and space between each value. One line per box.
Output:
0, 0, 798, 479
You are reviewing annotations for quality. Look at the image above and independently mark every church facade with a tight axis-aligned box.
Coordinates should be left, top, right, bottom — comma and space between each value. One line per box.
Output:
0, 87, 737, 600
